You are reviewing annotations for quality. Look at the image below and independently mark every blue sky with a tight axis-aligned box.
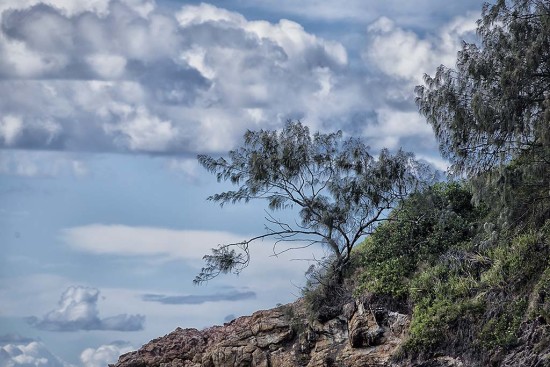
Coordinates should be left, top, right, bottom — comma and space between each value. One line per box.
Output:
0, 0, 484, 366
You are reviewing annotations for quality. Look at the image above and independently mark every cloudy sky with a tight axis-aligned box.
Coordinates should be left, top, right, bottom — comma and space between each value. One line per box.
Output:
0, 0, 484, 365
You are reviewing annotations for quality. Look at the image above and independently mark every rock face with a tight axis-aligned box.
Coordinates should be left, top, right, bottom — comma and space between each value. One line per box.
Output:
111, 299, 550, 367
111, 299, 410, 367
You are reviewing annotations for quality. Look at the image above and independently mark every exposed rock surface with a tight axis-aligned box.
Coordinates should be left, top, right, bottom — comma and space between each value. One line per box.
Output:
112, 299, 410, 367
111, 299, 550, 367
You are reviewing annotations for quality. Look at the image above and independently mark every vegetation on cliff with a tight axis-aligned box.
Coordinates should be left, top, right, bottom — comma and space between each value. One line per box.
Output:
304, 0, 550, 363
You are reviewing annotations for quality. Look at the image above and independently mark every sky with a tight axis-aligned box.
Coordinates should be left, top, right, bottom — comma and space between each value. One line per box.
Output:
0, 0, 485, 366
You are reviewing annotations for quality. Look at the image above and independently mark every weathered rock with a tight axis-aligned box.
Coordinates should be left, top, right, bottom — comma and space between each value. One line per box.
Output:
113, 297, 550, 367
111, 299, 410, 367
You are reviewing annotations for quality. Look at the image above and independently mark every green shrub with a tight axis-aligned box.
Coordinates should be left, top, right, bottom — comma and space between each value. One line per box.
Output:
478, 298, 528, 349
355, 182, 481, 300
532, 266, 550, 323
405, 264, 484, 352
481, 231, 549, 291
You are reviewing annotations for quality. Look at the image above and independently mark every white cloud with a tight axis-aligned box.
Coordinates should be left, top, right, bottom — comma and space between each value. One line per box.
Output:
364, 14, 478, 82
0, 341, 73, 367
0, 1, 352, 155
0, 151, 88, 178
0, 1, 480, 172
176, 3, 245, 27
28, 286, 145, 332
86, 54, 127, 79
0, 115, 23, 145
103, 107, 178, 152
364, 109, 434, 150
61, 225, 247, 261
80, 343, 134, 367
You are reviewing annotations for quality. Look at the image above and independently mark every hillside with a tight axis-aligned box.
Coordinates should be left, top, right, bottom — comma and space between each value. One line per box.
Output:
111, 181, 550, 367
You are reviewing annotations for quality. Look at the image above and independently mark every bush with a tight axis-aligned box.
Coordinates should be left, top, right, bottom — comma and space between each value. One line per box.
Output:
302, 259, 353, 323
355, 182, 481, 301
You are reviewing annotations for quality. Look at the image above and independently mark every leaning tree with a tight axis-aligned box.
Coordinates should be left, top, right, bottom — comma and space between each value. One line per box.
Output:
415, 0, 550, 224
194, 121, 429, 284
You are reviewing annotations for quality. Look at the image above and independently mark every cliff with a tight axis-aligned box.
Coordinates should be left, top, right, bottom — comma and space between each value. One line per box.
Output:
110, 298, 469, 367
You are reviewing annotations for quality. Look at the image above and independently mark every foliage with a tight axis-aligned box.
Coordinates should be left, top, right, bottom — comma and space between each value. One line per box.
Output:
355, 182, 481, 300
195, 121, 429, 283
416, 0, 550, 177
479, 297, 528, 350
403, 223, 549, 354
481, 229, 549, 290
416, 0, 550, 229
531, 265, 550, 323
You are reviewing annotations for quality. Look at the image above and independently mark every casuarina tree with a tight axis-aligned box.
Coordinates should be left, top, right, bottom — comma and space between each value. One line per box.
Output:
194, 121, 430, 284
415, 0, 550, 224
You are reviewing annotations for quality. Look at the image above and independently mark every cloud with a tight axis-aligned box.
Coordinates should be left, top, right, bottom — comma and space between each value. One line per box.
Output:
80, 342, 134, 367
364, 14, 478, 82
234, 0, 482, 29
27, 286, 145, 332
0, 339, 74, 367
0, 1, 482, 176
0, 1, 352, 155
142, 290, 256, 305
363, 109, 434, 150
61, 225, 246, 261
0, 150, 88, 177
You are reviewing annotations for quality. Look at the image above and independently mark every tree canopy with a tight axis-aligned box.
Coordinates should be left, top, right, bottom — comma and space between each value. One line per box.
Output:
194, 121, 429, 284
415, 0, 549, 176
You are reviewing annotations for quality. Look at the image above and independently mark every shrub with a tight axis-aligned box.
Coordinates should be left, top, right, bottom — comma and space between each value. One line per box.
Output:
355, 182, 481, 300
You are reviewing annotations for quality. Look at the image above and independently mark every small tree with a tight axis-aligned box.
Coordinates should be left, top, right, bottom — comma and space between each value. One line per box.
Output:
194, 121, 429, 284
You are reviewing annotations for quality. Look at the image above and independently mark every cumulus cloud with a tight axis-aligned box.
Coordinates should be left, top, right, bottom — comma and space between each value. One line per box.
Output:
363, 109, 434, 150
27, 286, 145, 332
0, 0, 483, 173
364, 14, 478, 82
142, 290, 256, 305
0, 338, 73, 367
0, 1, 352, 155
80, 342, 134, 367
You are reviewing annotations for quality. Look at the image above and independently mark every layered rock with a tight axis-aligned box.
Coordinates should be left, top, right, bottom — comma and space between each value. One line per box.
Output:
111, 299, 409, 367
111, 298, 550, 367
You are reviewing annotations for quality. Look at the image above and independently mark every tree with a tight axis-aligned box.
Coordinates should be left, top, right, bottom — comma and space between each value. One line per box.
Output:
415, 0, 550, 225
416, 0, 549, 175
194, 121, 429, 284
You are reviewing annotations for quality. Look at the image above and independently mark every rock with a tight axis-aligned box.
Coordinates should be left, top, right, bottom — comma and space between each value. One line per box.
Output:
111, 297, 549, 366
111, 300, 411, 367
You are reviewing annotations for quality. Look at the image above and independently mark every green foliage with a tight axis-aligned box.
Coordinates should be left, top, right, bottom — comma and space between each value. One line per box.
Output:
416, 0, 550, 177
405, 264, 484, 353
404, 224, 549, 354
479, 298, 528, 350
355, 182, 481, 300
196, 121, 430, 283
481, 230, 549, 290
416, 0, 550, 228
